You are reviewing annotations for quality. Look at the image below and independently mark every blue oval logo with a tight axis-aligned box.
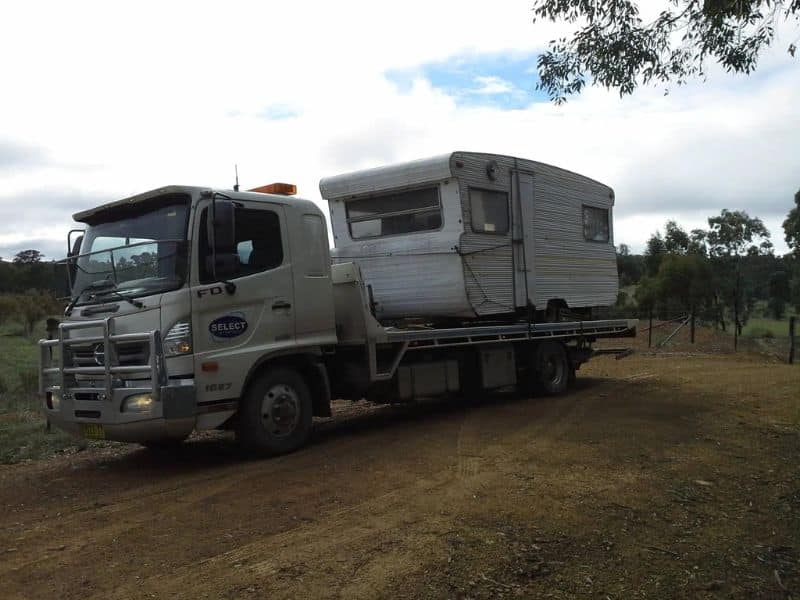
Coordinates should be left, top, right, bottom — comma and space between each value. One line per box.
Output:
209, 315, 248, 338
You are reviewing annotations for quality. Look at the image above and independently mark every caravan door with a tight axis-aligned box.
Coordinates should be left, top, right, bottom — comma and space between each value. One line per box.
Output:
511, 170, 535, 310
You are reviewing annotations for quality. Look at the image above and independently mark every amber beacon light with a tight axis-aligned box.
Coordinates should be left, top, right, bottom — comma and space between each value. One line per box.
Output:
249, 183, 297, 195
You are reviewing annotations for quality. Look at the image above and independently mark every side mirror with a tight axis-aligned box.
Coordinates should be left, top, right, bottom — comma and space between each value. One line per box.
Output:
67, 234, 83, 285
207, 199, 239, 281
209, 200, 236, 253
204, 253, 239, 281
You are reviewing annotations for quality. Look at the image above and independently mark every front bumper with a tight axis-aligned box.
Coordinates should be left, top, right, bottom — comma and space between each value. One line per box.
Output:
44, 384, 196, 442
39, 317, 197, 442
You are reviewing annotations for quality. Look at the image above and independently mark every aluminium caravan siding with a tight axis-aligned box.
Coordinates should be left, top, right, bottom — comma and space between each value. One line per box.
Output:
519, 159, 618, 309
322, 158, 474, 320
329, 240, 473, 320
451, 152, 516, 316
319, 155, 453, 199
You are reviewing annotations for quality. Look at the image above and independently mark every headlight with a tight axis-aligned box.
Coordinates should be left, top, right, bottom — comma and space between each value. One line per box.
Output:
47, 391, 61, 411
122, 393, 154, 413
164, 320, 193, 356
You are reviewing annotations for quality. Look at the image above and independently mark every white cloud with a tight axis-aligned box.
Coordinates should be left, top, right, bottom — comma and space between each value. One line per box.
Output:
0, 0, 797, 259
472, 75, 516, 95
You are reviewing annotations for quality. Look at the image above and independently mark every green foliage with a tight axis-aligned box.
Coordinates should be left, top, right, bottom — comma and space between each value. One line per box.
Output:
742, 316, 797, 338
616, 244, 645, 286
706, 209, 772, 258
767, 298, 786, 320
634, 276, 658, 310
0, 374, 7, 396
0, 295, 20, 326
16, 368, 39, 394
644, 232, 666, 276
784, 189, 800, 257
14, 290, 63, 336
0, 326, 38, 393
0, 258, 69, 296
0, 410, 90, 465
655, 253, 714, 312
0, 291, 64, 336
13, 249, 44, 264
768, 271, 791, 319
531, 0, 800, 103
663, 220, 690, 254
790, 272, 800, 313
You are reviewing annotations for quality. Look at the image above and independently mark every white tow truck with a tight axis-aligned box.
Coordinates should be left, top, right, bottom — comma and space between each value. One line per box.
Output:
39, 167, 636, 455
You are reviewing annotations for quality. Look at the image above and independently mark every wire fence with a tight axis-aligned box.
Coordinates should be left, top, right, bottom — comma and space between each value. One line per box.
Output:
633, 310, 798, 364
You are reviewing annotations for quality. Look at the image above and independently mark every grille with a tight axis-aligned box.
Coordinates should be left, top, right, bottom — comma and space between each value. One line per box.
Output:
70, 342, 149, 367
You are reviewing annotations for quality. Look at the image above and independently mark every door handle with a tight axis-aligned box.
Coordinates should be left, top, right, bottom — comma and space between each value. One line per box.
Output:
272, 301, 292, 310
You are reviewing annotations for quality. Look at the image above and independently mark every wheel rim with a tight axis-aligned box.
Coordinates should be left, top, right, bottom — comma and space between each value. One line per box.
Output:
540, 352, 565, 385
261, 383, 300, 438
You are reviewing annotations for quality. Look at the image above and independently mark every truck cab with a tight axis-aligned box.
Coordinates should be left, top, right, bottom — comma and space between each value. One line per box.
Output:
40, 185, 337, 451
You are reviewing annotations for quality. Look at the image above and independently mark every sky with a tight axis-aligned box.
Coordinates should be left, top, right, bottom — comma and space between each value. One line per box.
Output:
0, 0, 798, 262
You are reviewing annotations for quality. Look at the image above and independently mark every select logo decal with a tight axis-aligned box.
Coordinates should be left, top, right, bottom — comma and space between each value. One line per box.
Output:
209, 313, 248, 339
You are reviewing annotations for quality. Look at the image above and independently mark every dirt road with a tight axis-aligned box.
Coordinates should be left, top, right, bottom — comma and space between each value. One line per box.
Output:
1, 349, 798, 599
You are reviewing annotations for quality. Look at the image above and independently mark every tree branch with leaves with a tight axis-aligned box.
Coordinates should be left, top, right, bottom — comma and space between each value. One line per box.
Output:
532, 0, 800, 103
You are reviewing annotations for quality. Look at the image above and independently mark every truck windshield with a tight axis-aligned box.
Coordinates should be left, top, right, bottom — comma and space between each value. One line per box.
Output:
71, 194, 190, 304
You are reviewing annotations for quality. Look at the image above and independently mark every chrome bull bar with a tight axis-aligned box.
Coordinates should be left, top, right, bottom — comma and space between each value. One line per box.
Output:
39, 317, 166, 402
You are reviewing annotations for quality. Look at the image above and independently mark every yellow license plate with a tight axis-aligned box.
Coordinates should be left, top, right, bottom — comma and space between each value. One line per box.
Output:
81, 424, 106, 440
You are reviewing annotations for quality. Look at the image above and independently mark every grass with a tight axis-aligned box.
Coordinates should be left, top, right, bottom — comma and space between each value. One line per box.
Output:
0, 318, 107, 464
0, 408, 90, 464
0, 325, 39, 391
742, 315, 797, 338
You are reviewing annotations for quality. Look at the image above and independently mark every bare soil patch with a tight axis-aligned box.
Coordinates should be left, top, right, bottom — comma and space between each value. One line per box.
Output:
0, 339, 798, 599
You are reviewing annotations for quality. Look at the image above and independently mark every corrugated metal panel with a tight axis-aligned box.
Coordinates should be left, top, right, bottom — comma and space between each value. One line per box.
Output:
319, 154, 454, 199
516, 158, 618, 309
452, 152, 516, 316
336, 252, 474, 319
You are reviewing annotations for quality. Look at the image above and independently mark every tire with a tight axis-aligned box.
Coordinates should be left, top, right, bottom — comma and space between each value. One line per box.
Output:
532, 341, 570, 395
237, 366, 313, 455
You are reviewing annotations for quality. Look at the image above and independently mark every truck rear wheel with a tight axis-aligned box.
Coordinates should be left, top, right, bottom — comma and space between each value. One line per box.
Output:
237, 367, 313, 455
533, 341, 569, 395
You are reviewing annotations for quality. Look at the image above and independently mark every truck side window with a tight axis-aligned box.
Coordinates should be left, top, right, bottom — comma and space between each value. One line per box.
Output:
199, 207, 283, 282
582, 205, 610, 242
469, 188, 509, 234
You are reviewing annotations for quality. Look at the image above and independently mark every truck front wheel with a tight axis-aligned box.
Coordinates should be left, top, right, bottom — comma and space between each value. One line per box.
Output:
237, 367, 313, 455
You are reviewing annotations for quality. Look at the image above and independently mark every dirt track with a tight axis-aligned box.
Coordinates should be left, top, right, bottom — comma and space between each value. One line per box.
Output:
1, 349, 798, 599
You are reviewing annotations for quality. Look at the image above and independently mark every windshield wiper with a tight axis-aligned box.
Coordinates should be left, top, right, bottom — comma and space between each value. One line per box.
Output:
65, 278, 143, 316
95, 287, 145, 310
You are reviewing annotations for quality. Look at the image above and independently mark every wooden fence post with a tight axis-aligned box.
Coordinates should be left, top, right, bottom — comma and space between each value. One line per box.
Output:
690, 308, 695, 344
790, 317, 796, 365
648, 308, 653, 349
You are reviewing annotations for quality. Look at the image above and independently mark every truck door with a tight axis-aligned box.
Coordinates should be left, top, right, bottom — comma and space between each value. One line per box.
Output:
190, 200, 295, 405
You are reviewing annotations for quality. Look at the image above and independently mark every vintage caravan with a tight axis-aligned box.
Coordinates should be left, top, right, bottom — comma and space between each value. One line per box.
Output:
320, 151, 618, 322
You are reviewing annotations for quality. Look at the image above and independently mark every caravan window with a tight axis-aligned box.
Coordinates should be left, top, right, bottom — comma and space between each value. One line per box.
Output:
346, 187, 442, 239
470, 188, 509, 234
582, 205, 610, 242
